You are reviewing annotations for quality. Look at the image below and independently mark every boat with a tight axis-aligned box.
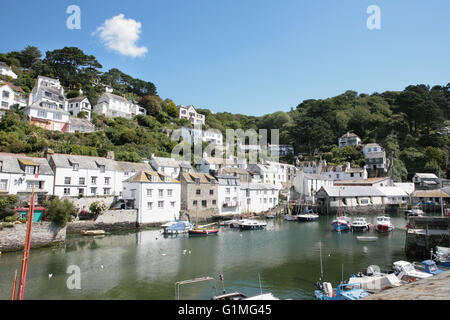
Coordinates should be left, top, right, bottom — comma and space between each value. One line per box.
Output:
433, 246, 450, 268
239, 220, 267, 230
404, 205, 424, 218
350, 217, 371, 232
284, 214, 297, 221
356, 236, 378, 242
331, 216, 351, 232
392, 261, 433, 282
412, 260, 443, 276
297, 209, 319, 222
188, 227, 219, 236
375, 216, 394, 232
219, 220, 236, 227
82, 230, 105, 236
212, 292, 278, 300
266, 214, 277, 219
347, 267, 403, 292
162, 220, 193, 234
314, 282, 371, 300
231, 219, 248, 228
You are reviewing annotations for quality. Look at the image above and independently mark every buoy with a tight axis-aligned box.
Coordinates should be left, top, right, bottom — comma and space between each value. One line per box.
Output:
48, 274, 53, 279
100, 265, 104, 269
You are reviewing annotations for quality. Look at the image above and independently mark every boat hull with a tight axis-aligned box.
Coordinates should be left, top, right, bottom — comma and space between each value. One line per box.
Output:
375, 224, 393, 232
239, 224, 266, 230
188, 229, 219, 236
332, 222, 350, 232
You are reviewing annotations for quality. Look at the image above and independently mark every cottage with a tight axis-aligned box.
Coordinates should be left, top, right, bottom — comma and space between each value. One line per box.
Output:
68, 117, 95, 133
0, 81, 27, 112
0, 63, 17, 79
179, 172, 218, 219
217, 175, 241, 216
122, 171, 181, 224
93, 92, 146, 119
67, 96, 92, 119
240, 183, 279, 214
149, 155, 180, 178
0, 153, 54, 204
293, 172, 333, 204
363, 143, 388, 177
178, 105, 205, 125
339, 132, 361, 148
323, 162, 368, 181
412, 173, 441, 190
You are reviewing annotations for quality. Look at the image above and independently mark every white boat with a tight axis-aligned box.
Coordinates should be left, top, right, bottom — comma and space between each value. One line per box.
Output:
297, 213, 319, 222
239, 220, 267, 230
392, 261, 433, 281
350, 217, 371, 232
348, 272, 403, 292
356, 236, 378, 242
284, 215, 296, 221
231, 219, 248, 228
161, 220, 193, 234
405, 205, 424, 218
375, 216, 394, 232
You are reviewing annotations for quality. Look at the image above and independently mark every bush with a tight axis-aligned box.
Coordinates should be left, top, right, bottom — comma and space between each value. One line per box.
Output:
4, 216, 17, 223
89, 201, 107, 217
0, 195, 18, 220
44, 198, 76, 227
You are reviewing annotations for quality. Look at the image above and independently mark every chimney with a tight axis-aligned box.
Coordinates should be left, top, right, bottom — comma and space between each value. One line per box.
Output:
106, 151, 115, 160
44, 147, 54, 160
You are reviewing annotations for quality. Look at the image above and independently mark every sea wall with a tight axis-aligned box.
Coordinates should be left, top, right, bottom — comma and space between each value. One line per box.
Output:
67, 209, 138, 234
65, 196, 116, 211
405, 217, 450, 257
0, 222, 66, 252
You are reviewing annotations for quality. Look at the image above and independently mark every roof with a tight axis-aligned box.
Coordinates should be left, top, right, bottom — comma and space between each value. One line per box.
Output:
241, 183, 279, 190
364, 143, 381, 148
180, 172, 217, 184
414, 173, 439, 179
303, 173, 333, 181
67, 96, 89, 103
51, 153, 117, 171
217, 175, 240, 186
101, 92, 130, 104
340, 132, 360, 139
221, 168, 250, 175
0, 81, 24, 93
364, 151, 386, 159
334, 177, 390, 186
125, 171, 179, 184
151, 156, 180, 168
115, 161, 153, 173
376, 187, 408, 197
177, 160, 193, 169
412, 189, 450, 198
318, 186, 385, 197
0, 153, 53, 175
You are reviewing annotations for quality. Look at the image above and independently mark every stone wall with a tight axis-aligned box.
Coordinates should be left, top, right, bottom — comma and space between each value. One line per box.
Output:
65, 196, 116, 211
0, 222, 66, 252
66, 209, 138, 234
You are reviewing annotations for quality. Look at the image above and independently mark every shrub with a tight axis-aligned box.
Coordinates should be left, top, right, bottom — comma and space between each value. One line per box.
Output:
89, 201, 107, 217
0, 195, 18, 220
4, 216, 17, 223
44, 198, 76, 227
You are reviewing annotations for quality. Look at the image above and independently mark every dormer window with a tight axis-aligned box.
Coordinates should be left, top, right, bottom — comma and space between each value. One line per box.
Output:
152, 176, 158, 182
25, 165, 36, 174
72, 163, 79, 171
99, 165, 105, 173
195, 178, 201, 185
165, 177, 170, 182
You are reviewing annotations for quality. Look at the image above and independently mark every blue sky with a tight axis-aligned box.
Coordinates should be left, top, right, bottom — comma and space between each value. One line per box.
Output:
1, 0, 449, 116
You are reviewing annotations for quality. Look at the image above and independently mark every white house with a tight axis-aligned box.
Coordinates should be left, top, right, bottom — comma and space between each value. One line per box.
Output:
240, 183, 279, 214
0, 81, 27, 113
93, 92, 146, 119
268, 144, 294, 156
363, 143, 388, 176
247, 163, 281, 188
28, 76, 66, 109
0, 63, 17, 79
293, 172, 333, 203
323, 162, 368, 181
339, 132, 361, 148
149, 155, 180, 178
217, 175, 241, 216
68, 117, 95, 133
0, 153, 54, 204
122, 171, 181, 224
67, 96, 92, 119
178, 105, 205, 125
176, 127, 223, 146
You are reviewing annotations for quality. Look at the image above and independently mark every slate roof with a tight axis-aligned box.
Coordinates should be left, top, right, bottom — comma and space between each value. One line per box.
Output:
124, 171, 179, 184
0, 153, 53, 175
151, 156, 180, 168
180, 172, 217, 184
50, 154, 117, 171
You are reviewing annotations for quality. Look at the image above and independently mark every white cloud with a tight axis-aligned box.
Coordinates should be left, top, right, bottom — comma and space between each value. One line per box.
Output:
93, 14, 148, 58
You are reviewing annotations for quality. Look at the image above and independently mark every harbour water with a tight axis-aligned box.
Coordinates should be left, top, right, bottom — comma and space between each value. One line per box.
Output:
0, 213, 412, 300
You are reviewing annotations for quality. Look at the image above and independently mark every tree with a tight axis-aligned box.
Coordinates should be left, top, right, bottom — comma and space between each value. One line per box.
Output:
44, 198, 76, 227
17, 46, 42, 69
139, 95, 163, 116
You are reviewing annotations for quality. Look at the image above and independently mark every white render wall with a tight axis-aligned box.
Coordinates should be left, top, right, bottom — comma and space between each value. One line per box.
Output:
240, 185, 279, 214
124, 181, 181, 224
218, 184, 241, 216
0, 171, 54, 197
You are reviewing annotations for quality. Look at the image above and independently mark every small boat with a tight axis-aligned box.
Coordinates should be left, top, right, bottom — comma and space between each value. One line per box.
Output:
266, 214, 277, 219
188, 228, 219, 236
350, 217, 371, 232
392, 261, 433, 282
297, 213, 319, 222
212, 292, 278, 300
284, 215, 297, 221
162, 220, 193, 234
231, 219, 248, 228
314, 281, 371, 300
82, 230, 105, 236
331, 216, 351, 232
356, 236, 378, 242
433, 246, 450, 268
239, 220, 267, 230
412, 260, 443, 276
404, 205, 424, 218
375, 216, 394, 232
219, 220, 236, 227
347, 267, 403, 292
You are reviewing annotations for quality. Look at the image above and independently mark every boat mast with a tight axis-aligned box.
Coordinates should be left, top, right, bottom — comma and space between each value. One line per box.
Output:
439, 171, 444, 217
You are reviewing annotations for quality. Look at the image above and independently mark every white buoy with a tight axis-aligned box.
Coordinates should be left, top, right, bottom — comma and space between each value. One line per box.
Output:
48, 274, 53, 279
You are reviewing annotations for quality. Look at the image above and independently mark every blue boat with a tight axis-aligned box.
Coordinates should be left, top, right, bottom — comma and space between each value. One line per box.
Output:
331, 217, 351, 232
433, 246, 450, 268
315, 282, 371, 300
162, 220, 193, 235
413, 260, 443, 276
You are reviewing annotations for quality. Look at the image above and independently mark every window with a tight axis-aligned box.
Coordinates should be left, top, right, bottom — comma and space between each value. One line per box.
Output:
210, 189, 214, 195
99, 165, 105, 173
103, 188, 111, 195
158, 201, 164, 208
1, 101, 8, 108
159, 189, 164, 197
72, 163, 79, 171
45, 91, 52, 97
225, 197, 231, 203
196, 189, 201, 195
147, 202, 153, 210
247, 198, 251, 205
104, 177, 110, 185
212, 200, 217, 205
167, 189, 173, 197
64, 188, 70, 195
79, 177, 85, 185
202, 200, 207, 208
2, 91, 9, 98
78, 189, 84, 196
170, 201, 176, 208
226, 188, 230, 194
193, 200, 198, 206
91, 176, 97, 185
0, 179, 7, 190
91, 187, 97, 195
147, 189, 152, 197
25, 166, 35, 174
38, 110, 47, 117
64, 177, 71, 185
53, 113, 62, 120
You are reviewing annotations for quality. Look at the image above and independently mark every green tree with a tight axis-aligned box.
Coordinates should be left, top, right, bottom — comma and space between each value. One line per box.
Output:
44, 198, 76, 227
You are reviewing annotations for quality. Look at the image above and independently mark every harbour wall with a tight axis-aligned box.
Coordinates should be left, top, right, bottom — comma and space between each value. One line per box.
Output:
405, 217, 450, 257
363, 270, 450, 300
67, 209, 138, 234
0, 222, 66, 252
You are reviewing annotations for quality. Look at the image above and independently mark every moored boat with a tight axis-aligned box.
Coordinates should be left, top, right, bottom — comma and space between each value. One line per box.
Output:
356, 236, 378, 242
350, 217, 371, 232
239, 220, 267, 230
375, 216, 394, 232
162, 220, 193, 234
314, 281, 371, 300
404, 205, 424, 218
188, 228, 219, 236
392, 260, 433, 281
433, 246, 450, 268
297, 213, 319, 222
331, 216, 351, 232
